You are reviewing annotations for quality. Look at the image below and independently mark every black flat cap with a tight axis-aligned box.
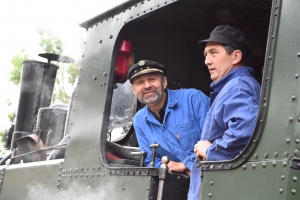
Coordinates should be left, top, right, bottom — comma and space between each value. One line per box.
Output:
199, 25, 252, 58
127, 60, 166, 83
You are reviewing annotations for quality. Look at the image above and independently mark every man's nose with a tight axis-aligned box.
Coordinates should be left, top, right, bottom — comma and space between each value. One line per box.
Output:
144, 80, 151, 88
204, 55, 211, 66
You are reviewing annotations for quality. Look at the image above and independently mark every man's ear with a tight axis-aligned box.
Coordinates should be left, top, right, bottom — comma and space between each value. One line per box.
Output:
232, 50, 242, 64
163, 76, 167, 89
131, 84, 137, 95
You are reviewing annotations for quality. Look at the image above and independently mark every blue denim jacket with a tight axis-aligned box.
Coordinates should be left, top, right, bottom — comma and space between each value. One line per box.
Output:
133, 88, 209, 170
188, 66, 260, 200
203, 66, 260, 161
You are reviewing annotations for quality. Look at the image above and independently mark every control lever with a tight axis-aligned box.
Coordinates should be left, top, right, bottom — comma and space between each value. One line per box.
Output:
149, 144, 160, 167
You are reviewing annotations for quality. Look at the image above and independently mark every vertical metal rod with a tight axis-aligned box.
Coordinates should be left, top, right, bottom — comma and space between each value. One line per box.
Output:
157, 156, 169, 200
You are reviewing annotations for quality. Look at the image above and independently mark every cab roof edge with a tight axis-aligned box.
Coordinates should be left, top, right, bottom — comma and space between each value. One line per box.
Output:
79, 0, 143, 29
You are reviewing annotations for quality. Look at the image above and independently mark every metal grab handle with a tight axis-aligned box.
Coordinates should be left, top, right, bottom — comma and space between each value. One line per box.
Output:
150, 144, 160, 167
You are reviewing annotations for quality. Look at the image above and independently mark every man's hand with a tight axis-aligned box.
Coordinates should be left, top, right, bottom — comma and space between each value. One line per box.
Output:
194, 140, 212, 160
167, 161, 190, 176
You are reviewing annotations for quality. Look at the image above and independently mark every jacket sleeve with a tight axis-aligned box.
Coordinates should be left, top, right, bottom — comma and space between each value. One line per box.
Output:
133, 119, 162, 168
206, 88, 259, 161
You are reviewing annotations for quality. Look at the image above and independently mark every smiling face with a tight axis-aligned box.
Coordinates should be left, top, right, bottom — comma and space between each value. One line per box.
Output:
204, 42, 242, 82
131, 73, 167, 105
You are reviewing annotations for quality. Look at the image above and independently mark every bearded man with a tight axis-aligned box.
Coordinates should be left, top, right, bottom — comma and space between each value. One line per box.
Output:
128, 60, 209, 176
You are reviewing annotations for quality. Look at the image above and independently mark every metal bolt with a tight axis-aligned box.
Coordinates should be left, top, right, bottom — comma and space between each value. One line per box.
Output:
295, 74, 299, 79
286, 138, 290, 143
99, 40, 102, 43
274, 152, 278, 157
210, 181, 214, 185
93, 76, 97, 80
110, 35, 113, 39
262, 163, 266, 168
291, 189, 296, 195
272, 161, 277, 167
293, 176, 297, 182
296, 139, 300, 144
103, 72, 107, 77
289, 117, 293, 122
281, 175, 285, 180
264, 153, 269, 158
123, 187, 125, 190
279, 188, 283, 193
283, 162, 287, 167
294, 149, 299, 156
243, 165, 247, 170
254, 154, 258, 159
292, 96, 296, 100
209, 193, 212, 197
298, 117, 300, 122
284, 152, 289, 157
297, 53, 300, 57
252, 164, 256, 169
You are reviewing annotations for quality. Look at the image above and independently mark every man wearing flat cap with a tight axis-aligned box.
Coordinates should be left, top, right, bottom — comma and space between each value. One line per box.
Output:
128, 60, 209, 177
189, 25, 261, 199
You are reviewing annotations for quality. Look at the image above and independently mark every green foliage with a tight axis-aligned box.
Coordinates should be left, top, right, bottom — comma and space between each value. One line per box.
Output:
9, 49, 29, 85
37, 28, 64, 54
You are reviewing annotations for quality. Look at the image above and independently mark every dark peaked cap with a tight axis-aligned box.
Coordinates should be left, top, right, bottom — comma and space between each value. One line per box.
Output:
198, 25, 252, 58
127, 60, 166, 83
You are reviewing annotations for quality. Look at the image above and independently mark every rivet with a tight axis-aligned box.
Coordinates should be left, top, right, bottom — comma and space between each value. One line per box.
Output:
87, 167, 89, 170
93, 76, 97, 80
252, 164, 256, 169
260, 119, 263, 123
284, 152, 289, 157
146, 171, 149, 174
210, 181, 213, 185
81, 167, 84, 171
75, 174, 77, 177
295, 74, 299, 79
253, 140, 257, 143
123, 187, 125, 190
70, 122, 73, 125
103, 174, 105, 177
209, 193, 212, 197
286, 138, 290, 143
272, 161, 277, 167
279, 188, 283, 193
266, 77, 269, 81
297, 53, 300, 57
291, 189, 296, 195
103, 72, 107, 77
75, 168, 78, 171
243, 155, 246, 159
99, 83, 102, 86
294, 149, 299, 156
110, 35, 113, 39
99, 40, 102, 43
82, 55, 84, 57
268, 56, 272, 60
274, 152, 278, 157
262, 163, 266, 168
296, 139, 300, 144
298, 118, 300, 122
264, 153, 269, 158
86, 174, 88, 177
57, 184, 60, 187
92, 167, 95, 170
281, 175, 285, 180
146, 187, 149, 191
91, 174, 94, 177
289, 117, 293, 122
283, 162, 287, 167
271, 35, 274, 39
293, 176, 297, 182
138, 171, 141, 174
57, 178, 61, 182
292, 96, 296, 100
242, 165, 247, 170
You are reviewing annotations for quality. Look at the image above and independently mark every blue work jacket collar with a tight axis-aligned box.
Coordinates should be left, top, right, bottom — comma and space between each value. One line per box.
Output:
209, 66, 255, 106
144, 89, 178, 123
